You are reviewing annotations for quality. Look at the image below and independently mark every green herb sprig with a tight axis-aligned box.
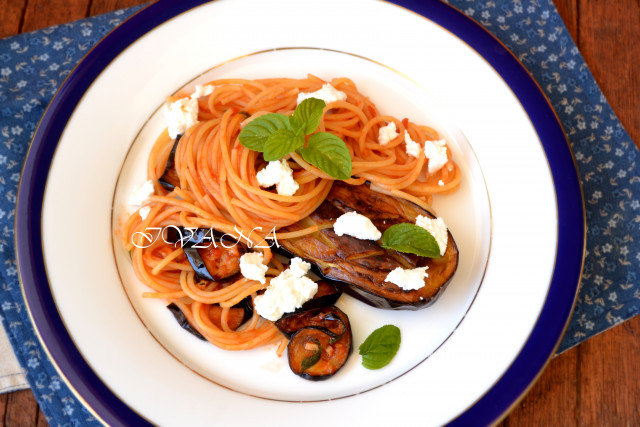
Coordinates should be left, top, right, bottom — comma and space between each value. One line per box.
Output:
381, 223, 441, 258
238, 98, 352, 180
359, 325, 401, 370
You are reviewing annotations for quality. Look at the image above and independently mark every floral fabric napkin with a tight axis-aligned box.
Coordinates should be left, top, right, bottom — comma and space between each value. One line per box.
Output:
0, 1, 637, 424
0, 325, 27, 393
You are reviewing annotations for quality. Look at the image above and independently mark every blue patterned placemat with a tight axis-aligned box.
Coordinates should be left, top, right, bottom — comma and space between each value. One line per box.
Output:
0, 0, 638, 424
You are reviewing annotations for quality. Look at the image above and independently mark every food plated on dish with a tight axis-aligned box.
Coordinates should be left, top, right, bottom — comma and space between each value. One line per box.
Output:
17, 0, 581, 422
119, 75, 461, 380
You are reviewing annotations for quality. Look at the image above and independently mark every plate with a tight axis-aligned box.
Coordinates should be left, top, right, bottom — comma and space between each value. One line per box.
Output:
16, 0, 584, 425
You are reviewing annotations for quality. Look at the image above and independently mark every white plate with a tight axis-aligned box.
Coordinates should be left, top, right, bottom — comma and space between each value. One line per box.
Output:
17, 0, 584, 425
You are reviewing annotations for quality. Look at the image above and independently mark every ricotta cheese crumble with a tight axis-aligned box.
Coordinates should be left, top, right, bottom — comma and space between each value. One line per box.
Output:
404, 130, 421, 158
162, 97, 199, 139
385, 266, 429, 291
424, 139, 448, 174
333, 211, 382, 241
191, 84, 214, 99
129, 180, 154, 207
239, 252, 268, 284
254, 257, 318, 321
138, 206, 151, 220
378, 122, 399, 145
415, 215, 448, 256
256, 159, 300, 196
296, 83, 347, 106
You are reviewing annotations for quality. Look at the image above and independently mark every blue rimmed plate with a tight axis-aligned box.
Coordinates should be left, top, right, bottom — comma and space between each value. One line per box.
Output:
16, 0, 584, 425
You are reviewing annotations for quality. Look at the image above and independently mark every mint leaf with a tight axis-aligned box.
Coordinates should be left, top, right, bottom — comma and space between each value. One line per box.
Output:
381, 223, 441, 258
297, 132, 352, 180
238, 113, 290, 151
290, 98, 326, 135
359, 325, 401, 370
263, 128, 305, 161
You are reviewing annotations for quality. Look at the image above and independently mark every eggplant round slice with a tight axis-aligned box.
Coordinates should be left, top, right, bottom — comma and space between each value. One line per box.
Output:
283, 306, 352, 380
288, 326, 351, 381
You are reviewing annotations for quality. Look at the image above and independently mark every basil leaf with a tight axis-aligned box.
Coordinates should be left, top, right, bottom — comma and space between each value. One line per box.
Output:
359, 325, 401, 370
297, 132, 352, 180
301, 338, 322, 371
263, 128, 305, 161
290, 98, 326, 135
238, 113, 290, 151
381, 223, 441, 258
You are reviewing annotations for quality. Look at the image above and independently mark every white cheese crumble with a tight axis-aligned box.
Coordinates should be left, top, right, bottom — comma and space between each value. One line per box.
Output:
128, 180, 154, 207
191, 84, 214, 99
385, 266, 429, 291
138, 206, 151, 220
256, 159, 300, 196
404, 130, 421, 158
239, 252, 268, 284
415, 215, 448, 256
378, 122, 399, 145
254, 257, 318, 321
333, 211, 382, 241
424, 139, 448, 174
162, 97, 199, 139
288, 257, 311, 278
297, 83, 347, 106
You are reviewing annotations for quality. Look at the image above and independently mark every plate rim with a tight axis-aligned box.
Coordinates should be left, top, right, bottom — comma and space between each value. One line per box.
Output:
15, 0, 585, 425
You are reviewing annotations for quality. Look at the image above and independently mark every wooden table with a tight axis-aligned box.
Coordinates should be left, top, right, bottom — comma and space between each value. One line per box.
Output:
0, 0, 638, 425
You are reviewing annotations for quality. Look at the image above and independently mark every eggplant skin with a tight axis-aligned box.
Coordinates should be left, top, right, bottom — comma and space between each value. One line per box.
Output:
159, 134, 182, 191
277, 182, 459, 310
277, 281, 341, 324
275, 284, 343, 338
167, 303, 205, 341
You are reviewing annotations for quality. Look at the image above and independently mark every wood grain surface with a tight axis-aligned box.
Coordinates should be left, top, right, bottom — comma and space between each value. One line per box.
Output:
0, 0, 638, 425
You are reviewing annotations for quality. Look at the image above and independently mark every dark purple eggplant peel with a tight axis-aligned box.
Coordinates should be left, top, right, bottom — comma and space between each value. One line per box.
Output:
159, 134, 182, 191
277, 281, 341, 323
277, 181, 459, 310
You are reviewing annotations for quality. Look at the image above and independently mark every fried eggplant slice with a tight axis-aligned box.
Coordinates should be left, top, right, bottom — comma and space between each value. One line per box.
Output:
179, 227, 245, 282
286, 307, 352, 380
277, 182, 458, 310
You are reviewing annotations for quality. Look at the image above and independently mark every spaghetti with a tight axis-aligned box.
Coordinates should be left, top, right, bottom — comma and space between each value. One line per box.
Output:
122, 75, 461, 354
